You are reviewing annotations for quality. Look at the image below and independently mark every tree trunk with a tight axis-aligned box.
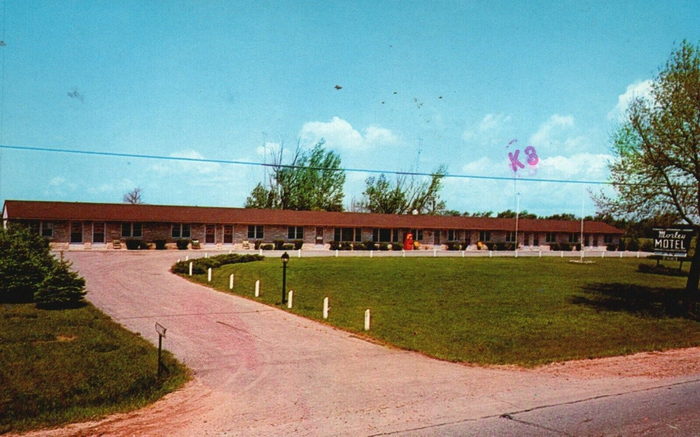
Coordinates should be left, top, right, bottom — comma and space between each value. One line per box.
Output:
686, 233, 700, 296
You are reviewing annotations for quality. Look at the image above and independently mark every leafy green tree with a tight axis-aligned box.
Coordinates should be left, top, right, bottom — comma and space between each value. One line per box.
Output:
595, 41, 700, 294
360, 165, 447, 215
0, 226, 54, 302
34, 260, 87, 308
497, 209, 538, 219
245, 141, 346, 211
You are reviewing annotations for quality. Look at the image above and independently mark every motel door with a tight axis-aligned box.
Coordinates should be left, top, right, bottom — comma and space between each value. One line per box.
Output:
223, 225, 233, 244
70, 222, 83, 243
205, 225, 216, 244
93, 222, 105, 243
315, 227, 324, 245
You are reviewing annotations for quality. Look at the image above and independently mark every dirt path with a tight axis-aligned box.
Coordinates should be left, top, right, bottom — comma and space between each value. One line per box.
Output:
20, 252, 700, 436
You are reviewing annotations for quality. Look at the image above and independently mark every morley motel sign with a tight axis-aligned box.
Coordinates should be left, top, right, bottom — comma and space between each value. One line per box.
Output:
653, 228, 693, 258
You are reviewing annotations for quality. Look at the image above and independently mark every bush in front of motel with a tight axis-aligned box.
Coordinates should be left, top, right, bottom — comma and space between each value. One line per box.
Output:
170, 253, 264, 274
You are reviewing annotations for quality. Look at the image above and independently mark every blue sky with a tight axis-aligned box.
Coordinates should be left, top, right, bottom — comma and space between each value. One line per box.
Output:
0, 1, 698, 216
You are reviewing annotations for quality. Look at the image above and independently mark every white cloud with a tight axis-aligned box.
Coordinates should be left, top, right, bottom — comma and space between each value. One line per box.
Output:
151, 149, 221, 175
607, 79, 653, 120
462, 113, 512, 143
299, 116, 398, 150
538, 153, 612, 180
528, 114, 575, 149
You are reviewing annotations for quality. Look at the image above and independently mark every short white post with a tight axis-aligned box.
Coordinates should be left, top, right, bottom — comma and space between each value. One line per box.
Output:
433, 248, 437, 257
188, 261, 193, 276
323, 297, 329, 319
255, 280, 260, 297
619, 252, 623, 258
538, 250, 542, 258
229, 273, 234, 289
287, 290, 294, 309
259, 248, 263, 256
205, 252, 209, 258
364, 309, 371, 331
185, 255, 189, 261
560, 251, 564, 258
297, 249, 301, 258
207, 267, 212, 282
489, 250, 493, 258
637, 251, 640, 258
228, 249, 232, 254
335, 249, 339, 257
370, 250, 374, 258
602, 251, 605, 258
461, 250, 465, 258
177, 258, 181, 263
402, 249, 406, 258
515, 250, 518, 258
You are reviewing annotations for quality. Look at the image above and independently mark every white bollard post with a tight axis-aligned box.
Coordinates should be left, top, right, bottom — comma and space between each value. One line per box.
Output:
229, 249, 232, 254
205, 252, 209, 258
177, 258, 181, 263
287, 290, 294, 309
207, 267, 212, 282
619, 252, 623, 258
489, 250, 493, 258
637, 251, 640, 258
364, 309, 371, 331
188, 261, 193, 276
433, 248, 437, 257
538, 250, 542, 258
335, 249, 339, 257
185, 255, 189, 261
298, 249, 301, 258
370, 250, 373, 258
402, 249, 406, 258
602, 251, 605, 258
462, 250, 465, 258
259, 248, 263, 256
323, 297, 329, 319
255, 280, 260, 297
560, 251, 564, 258
515, 250, 518, 258
229, 273, 234, 290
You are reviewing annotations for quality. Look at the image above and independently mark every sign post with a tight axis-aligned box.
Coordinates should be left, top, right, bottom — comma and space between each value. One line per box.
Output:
155, 322, 167, 377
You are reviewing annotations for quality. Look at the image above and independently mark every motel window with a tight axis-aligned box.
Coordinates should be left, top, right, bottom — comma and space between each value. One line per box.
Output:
223, 225, 233, 244
122, 222, 142, 238
604, 234, 613, 243
248, 225, 264, 239
447, 230, 458, 241
372, 228, 398, 242
334, 227, 361, 242
42, 222, 54, 238
288, 226, 304, 240
545, 232, 556, 243
172, 224, 191, 239
569, 233, 580, 243
409, 229, 424, 241
505, 231, 516, 243
479, 231, 491, 242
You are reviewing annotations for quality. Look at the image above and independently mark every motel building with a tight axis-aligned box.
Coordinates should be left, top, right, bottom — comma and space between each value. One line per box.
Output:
2, 200, 623, 251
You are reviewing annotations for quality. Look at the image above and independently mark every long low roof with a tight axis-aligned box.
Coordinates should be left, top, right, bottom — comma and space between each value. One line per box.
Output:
3, 200, 624, 234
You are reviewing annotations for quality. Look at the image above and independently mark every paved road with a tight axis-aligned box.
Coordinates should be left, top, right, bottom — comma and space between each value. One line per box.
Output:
59, 251, 698, 436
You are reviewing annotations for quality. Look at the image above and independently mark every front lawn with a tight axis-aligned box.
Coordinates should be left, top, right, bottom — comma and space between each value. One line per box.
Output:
185, 257, 699, 367
0, 303, 189, 433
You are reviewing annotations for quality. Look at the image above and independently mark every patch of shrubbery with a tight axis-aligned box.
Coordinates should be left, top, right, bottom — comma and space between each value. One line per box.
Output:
0, 226, 87, 308
125, 238, 149, 250
171, 253, 264, 274
638, 263, 687, 276
550, 242, 578, 251
176, 239, 190, 250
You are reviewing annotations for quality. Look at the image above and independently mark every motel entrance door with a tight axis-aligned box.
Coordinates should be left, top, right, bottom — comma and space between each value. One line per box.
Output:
315, 227, 324, 245
70, 222, 83, 243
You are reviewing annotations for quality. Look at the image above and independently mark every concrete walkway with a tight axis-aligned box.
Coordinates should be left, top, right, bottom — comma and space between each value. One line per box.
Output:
50, 251, 697, 436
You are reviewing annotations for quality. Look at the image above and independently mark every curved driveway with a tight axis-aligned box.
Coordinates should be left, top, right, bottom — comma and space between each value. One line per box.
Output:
54, 251, 699, 436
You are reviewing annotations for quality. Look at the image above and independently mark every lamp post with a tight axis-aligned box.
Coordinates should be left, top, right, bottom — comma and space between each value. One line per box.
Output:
281, 251, 289, 304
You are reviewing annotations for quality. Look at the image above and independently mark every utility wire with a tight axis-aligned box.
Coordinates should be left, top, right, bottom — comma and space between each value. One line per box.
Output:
0, 143, 615, 186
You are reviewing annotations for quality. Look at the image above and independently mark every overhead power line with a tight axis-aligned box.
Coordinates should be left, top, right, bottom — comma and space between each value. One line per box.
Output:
0, 143, 613, 186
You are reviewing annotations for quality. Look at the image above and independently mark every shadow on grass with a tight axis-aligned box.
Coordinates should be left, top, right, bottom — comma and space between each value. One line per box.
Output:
572, 283, 699, 321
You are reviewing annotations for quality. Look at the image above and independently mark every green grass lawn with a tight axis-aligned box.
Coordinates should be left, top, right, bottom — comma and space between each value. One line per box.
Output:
187, 257, 699, 367
0, 303, 189, 433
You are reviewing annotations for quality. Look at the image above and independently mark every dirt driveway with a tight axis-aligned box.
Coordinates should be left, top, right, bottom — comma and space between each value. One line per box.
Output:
26, 251, 700, 436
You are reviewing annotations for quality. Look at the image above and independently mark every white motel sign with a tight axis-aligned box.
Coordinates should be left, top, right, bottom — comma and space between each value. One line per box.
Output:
653, 228, 693, 257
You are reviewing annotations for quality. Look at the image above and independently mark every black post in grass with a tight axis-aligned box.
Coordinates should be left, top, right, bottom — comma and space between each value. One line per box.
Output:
281, 252, 290, 304
155, 322, 167, 377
